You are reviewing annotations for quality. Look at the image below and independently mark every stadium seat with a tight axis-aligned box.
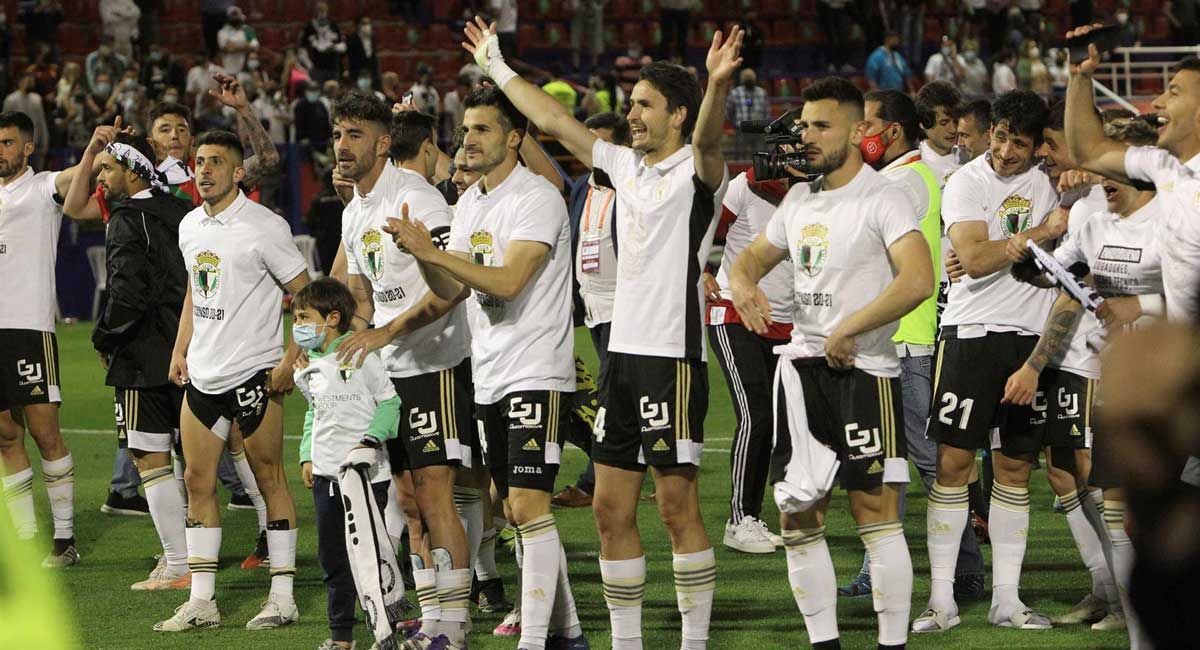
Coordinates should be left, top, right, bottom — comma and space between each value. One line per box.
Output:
429, 24, 456, 49
162, 0, 193, 23
375, 22, 406, 50
330, 0, 360, 22
257, 27, 288, 54
282, 0, 308, 21
1145, 16, 1170, 42
622, 22, 647, 49
772, 20, 799, 47
610, 0, 635, 19
431, 1, 461, 20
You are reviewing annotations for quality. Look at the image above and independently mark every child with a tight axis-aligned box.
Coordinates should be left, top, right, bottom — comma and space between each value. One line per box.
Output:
293, 278, 411, 650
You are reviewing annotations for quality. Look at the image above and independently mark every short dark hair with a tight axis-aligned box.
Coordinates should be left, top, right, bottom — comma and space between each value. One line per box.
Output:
991, 90, 1049, 144
915, 80, 961, 129
463, 85, 528, 134
638, 61, 702, 138
0, 111, 36, 141
1173, 56, 1200, 74
863, 89, 921, 148
330, 91, 392, 130
147, 102, 192, 131
390, 110, 438, 162
584, 112, 632, 146
291, 278, 356, 334
801, 77, 865, 118
195, 130, 244, 162
1045, 100, 1066, 132
959, 98, 992, 131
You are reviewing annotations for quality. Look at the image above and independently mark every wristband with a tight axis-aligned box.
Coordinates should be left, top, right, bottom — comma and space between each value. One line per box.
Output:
489, 58, 518, 90
1137, 293, 1164, 318
358, 435, 382, 449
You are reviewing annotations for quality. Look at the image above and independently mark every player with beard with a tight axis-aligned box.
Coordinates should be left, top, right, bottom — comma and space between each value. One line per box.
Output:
64, 124, 195, 590
917, 90, 1066, 633
730, 77, 932, 650
155, 130, 310, 632
333, 94, 475, 648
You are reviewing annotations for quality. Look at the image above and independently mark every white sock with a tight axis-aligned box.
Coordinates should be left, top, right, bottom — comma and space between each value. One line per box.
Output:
231, 449, 267, 532
600, 555, 645, 650
141, 465, 187, 572
1061, 491, 1115, 602
413, 562, 442, 635
926, 482, 968, 612
186, 526, 221, 601
550, 543, 582, 638
784, 527, 838, 644
266, 525, 297, 600
476, 526, 500, 581
453, 486, 484, 571
2, 467, 37, 539
1106, 500, 1146, 648
41, 454, 74, 540
674, 547, 716, 650
436, 566, 471, 645
517, 514, 561, 650
989, 482, 1031, 618
860, 521, 911, 647
1083, 489, 1119, 606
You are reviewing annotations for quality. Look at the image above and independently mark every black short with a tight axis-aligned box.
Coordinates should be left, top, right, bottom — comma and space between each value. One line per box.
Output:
927, 331, 1046, 455
768, 360, 907, 492
116, 384, 183, 452
0, 329, 61, 412
474, 391, 567, 498
184, 369, 271, 440
386, 359, 474, 472
591, 352, 708, 471
1041, 367, 1095, 451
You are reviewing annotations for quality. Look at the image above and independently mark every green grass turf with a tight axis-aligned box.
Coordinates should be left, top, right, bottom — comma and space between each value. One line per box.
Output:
19, 322, 1131, 649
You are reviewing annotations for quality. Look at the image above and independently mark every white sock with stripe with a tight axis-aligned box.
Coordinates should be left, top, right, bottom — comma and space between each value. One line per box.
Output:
266, 523, 297, 602
926, 482, 968, 613
141, 464, 187, 573
41, 453, 75, 540
186, 526, 221, 601
453, 486, 484, 570
674, 547, 716, 650
549, 542, 582, 639
2, 467, 37, 539
475, 526, 500, 581
1061, 490, 1115, 603
1106, 500, 1147, 648
230, 449, 267, 532
784, 527, 838, 644
517, 514, 561, 650
413, 558, 442, 636
989, 482, 1031, 619
600, 555, 645, 650
860, 521, 911, 647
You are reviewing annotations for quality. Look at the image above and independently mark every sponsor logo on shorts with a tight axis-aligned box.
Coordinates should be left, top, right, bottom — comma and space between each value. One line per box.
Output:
522, 438, 541, 452
409, 409, 439, 437
422, 439, 441, 453
512, 465, 543, 475
509, 398, 543, 430
867, 460, 883, 474
16, 359, 43, 386
651, 438, 670, 453
844, 423, 882, 461
639, 396, 670, 433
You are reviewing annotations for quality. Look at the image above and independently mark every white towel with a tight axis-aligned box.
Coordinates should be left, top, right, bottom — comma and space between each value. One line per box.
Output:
771, 344, 840, 513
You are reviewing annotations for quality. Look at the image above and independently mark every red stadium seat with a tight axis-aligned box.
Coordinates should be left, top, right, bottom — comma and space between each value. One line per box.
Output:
432, 1, 461, 20
375, 22, 406, 51
162, 0, 193, 23
330, 0, 360, 22
1145, 16, 1170, 41
429, 24, 456, 49
518, 24, 539, 49
622, 22, 646, 49
772, 20, 799, 47
610, 0, 635, 19
282, 0, 308, 22
257, 27, 288, 54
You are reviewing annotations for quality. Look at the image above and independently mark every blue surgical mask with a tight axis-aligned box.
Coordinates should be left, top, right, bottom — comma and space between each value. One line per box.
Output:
357, 78, 373, 91
306, 91, 321, 103
292, 322, 326, 350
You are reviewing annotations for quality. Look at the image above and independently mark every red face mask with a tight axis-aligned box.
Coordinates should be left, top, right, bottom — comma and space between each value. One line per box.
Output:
860, 121, 896, 165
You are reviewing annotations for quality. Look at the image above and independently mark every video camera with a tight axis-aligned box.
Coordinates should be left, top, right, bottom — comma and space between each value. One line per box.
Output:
739, 109, 809, 181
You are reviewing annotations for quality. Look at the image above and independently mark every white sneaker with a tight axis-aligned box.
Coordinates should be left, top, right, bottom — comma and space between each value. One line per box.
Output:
723, 518, 775, 554
153, 598, 221, 632
748, 517, 784, 548
1052, 593, 1108, 625
131, 556, 191, 591
245, 594, 299, 630
1091, 610, 1127, 631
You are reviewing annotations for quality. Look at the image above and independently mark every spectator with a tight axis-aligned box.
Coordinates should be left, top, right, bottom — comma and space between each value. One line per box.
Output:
114, 71, 149, 133
85, 35, 129, 96
615, 41, 652, 85
347, 15, 379, 84
352, 69, 378, 100
1115, 8, 1141, 47
1017, 0, 1044, 36
239, 50, 270, 92
865, 30, 912, 92
959, 38, 989, 98
1166, 0, 1200, 47
53, 86, 99, 150
817, 0, 859, 73
87, 71, 121, 129
141, 43, 186, 100
380, 71, 403, 105
581, 70, 623, 115
925, 35, 967, 84
137, 0, 162, 57
541, 64, 578, 112
100, 0, 141, 60
488, 0, 519, 57
185, 54, 223, 115
26, 43, 60, 99
3, 74, 50, 167
956, 98, 992, 161
292, 81, 331, 148
1016, 39, 1051, 97
305, 176, 345, 276
217, 6, 258, 75
20, 0, 64, 63
252, 80, 291, 143
408, 63, 440, 118
441, 74, 471, 142
1047, 47, 1069, 96
983, 0, 1009, 59
457, 50, 484, 87
992, 49, 1018, 95
900, 0, 926, 70
960, 0, 986, 44
280, 47, 312, 102
320, 79, 342, 113
300, 1, 346, 84
738, 9, 766, 73
56, 62, 83, 110
200, 0, 234, 59
193, 88, 234, 132
725, 68, 769, 126
659, 0, 692, 63
570, 0, 606, 71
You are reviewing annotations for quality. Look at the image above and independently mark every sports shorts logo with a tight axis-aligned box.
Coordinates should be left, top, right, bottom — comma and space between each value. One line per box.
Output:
797, 223, 830, 277
16, 359, 43, 385
470, 230, 505, 310
998, 194, 1033, 238
192, 250, 222, 298
639, 396, 670, 431
361, 229, 386, 281
409, 408, 439, 436
509, 397, 543, 428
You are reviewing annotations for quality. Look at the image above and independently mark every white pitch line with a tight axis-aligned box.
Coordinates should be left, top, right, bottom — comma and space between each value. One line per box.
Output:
61, 428, 732, 453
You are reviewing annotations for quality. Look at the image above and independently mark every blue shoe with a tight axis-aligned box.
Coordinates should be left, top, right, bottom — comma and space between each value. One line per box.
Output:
547, 633, 590, 650
837, 573, 872, 598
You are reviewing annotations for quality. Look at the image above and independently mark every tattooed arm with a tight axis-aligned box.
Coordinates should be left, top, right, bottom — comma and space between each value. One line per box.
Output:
209, 72, 280, 190
1002, 290, 1086, 405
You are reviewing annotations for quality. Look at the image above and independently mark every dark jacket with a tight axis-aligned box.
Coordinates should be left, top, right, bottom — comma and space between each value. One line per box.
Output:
92, 192, 190, 388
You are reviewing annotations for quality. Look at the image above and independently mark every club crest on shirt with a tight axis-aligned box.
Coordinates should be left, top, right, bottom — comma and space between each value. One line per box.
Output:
361, 229, 386, 281
797, 223, 829, 277
338, 362, 355, 383
998, 194, 1033, 238
192, 250, 222, 298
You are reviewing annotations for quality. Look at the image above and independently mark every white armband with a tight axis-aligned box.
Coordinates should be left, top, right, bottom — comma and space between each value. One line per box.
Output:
1137, 293, 1165, 318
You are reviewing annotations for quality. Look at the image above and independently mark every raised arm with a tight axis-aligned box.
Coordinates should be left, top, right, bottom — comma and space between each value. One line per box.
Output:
1064, 28, 1132, 183
692, 26, 743, 192
462, 17, 598, 168
209, 72, 280, 189
62, 121, 120, 220
520, 128, 567, 194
